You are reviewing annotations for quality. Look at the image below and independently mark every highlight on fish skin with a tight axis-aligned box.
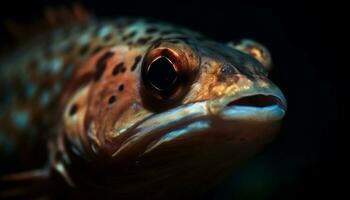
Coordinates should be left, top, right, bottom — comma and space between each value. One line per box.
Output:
0, 9, 287, 199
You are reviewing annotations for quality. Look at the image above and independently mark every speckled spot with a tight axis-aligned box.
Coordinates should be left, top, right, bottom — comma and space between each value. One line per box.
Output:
98, 26, 112, 38
69, 104, 78, 116
26, 83, 37, 99
131, 56, 142, 71
145, 27, 158, 34
48, 58, 63, 73
11, 110, 29, 129
79, 33, 91, 45
112, 62, 125, 75
40, 90, 51, 106
122, 31, 137, 41
137, 37, 152, 44
108, 95, 117, 104
79, 45, 90, 55
95, 51, 114, 81
92, 46, 103, 54
118, 84, 124, 91
103, 33, 113, 41
58, 40, 74, 53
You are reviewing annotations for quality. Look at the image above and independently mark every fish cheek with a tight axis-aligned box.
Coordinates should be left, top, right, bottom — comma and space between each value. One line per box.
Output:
84, 73, 140, 155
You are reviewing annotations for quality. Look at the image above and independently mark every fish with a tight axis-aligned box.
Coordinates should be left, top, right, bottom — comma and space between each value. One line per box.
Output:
0, 15, 287, 199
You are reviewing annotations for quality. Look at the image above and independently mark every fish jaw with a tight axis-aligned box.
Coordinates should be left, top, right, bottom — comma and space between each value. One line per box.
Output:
79, 87, 286, 197
108, 80, 286, 171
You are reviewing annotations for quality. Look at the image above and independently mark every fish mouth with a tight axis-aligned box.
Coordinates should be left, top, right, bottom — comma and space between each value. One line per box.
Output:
226, 94, 282, 108
220, 94, 287, 121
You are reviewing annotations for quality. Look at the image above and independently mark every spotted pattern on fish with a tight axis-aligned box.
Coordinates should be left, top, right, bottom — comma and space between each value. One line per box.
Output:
0, 18, 286, 199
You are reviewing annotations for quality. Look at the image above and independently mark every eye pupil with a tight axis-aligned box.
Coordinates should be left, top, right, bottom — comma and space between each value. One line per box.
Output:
147, 56, 177, 91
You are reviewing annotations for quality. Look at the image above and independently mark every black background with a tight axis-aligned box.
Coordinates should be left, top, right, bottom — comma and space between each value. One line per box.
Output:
0, 0, 336, 199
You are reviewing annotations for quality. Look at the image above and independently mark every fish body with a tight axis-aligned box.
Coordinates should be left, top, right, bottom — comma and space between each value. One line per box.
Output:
0, 18, 286, 199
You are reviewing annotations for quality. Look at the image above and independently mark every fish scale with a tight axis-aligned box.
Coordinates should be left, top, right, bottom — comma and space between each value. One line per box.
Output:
0, 18, 286, 199
0, 20, 128, 171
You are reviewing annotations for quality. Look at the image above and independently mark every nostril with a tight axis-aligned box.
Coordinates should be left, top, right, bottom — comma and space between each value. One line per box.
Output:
227, 95, 280, 108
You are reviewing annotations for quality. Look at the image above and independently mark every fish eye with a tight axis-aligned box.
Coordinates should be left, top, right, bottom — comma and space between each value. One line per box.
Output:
145, 56, 178, 98
141, 47, 187, 101
141, 44, 194, 110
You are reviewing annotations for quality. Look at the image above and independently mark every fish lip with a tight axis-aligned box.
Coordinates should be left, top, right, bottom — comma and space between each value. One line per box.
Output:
120, 92, 287, 144
225, 94, 286, 110
219, 92, 287, 121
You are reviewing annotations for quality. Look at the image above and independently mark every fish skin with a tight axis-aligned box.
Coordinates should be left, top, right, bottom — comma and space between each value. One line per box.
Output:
0, 18, 286, 198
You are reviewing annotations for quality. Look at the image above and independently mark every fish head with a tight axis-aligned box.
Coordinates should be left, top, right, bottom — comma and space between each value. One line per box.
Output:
58, 26, 286, 196
112, 37, 287, 162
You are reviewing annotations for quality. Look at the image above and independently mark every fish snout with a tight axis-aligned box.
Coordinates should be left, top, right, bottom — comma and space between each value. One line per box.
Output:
209, 79, 287, 122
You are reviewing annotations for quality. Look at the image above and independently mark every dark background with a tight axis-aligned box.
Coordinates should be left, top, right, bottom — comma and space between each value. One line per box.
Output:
0, 0, 336, 199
